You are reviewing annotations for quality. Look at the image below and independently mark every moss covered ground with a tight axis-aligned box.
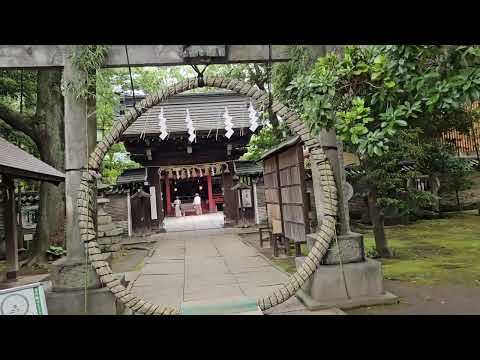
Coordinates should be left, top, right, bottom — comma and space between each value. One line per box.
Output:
360, 211, 480, 285
270, 211, 480, 287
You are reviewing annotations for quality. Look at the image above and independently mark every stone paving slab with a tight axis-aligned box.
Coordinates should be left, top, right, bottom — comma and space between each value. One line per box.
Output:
184, 284, 244, 302
240, 285, 283, 299
130, 218, 344, 315
184, 273, 238, 289
235, 270, 289, 287
132, 273, 184, 288
142, 262, 185, 275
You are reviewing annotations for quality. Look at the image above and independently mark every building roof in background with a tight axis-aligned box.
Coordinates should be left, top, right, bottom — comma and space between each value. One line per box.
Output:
116, 168, 148, 185
258, 136, 301, 161
0, 136, 65, 184
233, 160, 263, 176
121, 91, 260, 137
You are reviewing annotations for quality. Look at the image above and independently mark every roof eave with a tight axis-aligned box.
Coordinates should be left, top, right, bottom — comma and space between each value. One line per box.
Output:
0, 165, 65, 185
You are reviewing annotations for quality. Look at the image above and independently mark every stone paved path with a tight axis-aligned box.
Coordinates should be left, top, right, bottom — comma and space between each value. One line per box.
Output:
130, 228, 291, 309
164, 212, 224, 232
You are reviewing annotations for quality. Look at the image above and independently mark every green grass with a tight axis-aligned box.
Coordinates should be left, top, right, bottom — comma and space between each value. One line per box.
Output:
360, 211, 480, 285
270, 211, 480, 287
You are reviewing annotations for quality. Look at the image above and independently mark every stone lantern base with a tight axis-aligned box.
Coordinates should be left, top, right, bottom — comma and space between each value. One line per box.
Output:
295, 233, 398, 311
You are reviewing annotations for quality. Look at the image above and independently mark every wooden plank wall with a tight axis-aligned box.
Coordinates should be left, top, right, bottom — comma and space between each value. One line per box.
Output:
264, 157, 283, 234
278, 146, 309, 244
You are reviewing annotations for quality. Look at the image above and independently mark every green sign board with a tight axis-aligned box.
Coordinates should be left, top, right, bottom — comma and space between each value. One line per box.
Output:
0, 282, 48, 315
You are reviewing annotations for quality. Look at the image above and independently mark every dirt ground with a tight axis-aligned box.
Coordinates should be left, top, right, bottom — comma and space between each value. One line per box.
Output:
347, 280, 480, 315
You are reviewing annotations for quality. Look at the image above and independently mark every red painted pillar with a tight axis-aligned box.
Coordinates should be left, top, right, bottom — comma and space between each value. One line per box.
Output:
165, 173, 172, 216
207, 172, 216, 212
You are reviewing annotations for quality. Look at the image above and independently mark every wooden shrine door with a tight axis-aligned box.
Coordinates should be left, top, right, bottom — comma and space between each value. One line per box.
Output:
130, 190, 152, 235
278, 144, 309, 246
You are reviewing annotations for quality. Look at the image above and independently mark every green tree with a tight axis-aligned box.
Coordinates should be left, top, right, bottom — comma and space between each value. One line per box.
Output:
280, 45, 480, 257
0, 69, 65, 264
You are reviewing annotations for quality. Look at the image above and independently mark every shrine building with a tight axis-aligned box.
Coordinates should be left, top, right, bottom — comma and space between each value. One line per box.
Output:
116, 90, 264, 231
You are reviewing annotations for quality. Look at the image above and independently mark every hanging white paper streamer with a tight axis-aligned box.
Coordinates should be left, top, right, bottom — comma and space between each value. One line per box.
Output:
158, 107, 168, 140
248, 101, 259, 132
223, 106, 234, 139
185, 109, 196, 143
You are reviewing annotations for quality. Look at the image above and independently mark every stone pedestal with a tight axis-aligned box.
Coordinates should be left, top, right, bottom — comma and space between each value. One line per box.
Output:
307, 232, 365, 265
295, 257, 398, 310
50, 257, 102, 291
304, 126, 397, 310
46, 287, 117, 315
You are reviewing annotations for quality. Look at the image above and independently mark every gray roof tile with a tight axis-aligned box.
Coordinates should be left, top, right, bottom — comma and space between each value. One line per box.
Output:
121, 91, 260, 137
0, 136, 65, 183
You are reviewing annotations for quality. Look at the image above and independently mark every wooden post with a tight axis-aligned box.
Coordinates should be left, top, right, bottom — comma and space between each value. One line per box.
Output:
16, 183, 24, 250
165, 172, 171, 216
127, 191, 132, 237
4, 176, 18, 280
147, 167, 164, 231
253, 180, 260, 225
222, 168, 237, 226
207, 172, 215, 213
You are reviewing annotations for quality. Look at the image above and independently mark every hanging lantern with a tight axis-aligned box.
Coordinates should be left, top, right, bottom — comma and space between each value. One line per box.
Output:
185, 109, 196, 143
223, 106, 234, 139
158, 107, 168, 140
248, 101, 259, 132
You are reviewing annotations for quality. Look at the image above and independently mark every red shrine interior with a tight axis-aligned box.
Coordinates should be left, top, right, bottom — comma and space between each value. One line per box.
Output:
161, 172, 223, 216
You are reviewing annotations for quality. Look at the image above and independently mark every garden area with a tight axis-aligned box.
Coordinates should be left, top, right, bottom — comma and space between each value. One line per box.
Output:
241, 209, 480, 314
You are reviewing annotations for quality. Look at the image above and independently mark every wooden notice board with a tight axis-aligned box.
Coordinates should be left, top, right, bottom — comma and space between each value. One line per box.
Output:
278, 145, 309, 244
262, 137, 309, 243
263, 156, 283, 234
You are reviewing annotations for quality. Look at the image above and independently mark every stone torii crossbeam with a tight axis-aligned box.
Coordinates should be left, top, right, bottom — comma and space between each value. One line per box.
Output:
0, 45, 395, 314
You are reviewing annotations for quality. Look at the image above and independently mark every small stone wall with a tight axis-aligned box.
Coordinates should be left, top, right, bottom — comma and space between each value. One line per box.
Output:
104, 193, 128, 222
97, 197, 126, 256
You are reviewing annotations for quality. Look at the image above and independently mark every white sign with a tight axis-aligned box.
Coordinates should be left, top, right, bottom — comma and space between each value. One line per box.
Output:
241, 189, 252, 208
149, 186, 158, 220
0, 282, 48, 315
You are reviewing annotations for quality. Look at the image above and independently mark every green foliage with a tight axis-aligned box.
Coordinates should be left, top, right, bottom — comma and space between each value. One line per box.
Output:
46, 245, 66, 259
242, 122, 291, 161
285, 45, 480, 159
441, 157, 474, 206
65, 45, 111, 100
0, 70, 39, 155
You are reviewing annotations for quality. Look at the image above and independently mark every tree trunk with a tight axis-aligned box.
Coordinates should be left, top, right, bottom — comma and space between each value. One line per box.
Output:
29, 69, 65, 264
430, 173, 440, 215
455, 189, 462, 211
367, 187, 392, 258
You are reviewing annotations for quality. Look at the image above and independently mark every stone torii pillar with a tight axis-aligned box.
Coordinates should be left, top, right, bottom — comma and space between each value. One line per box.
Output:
47, 47, 116, 314
297, 127, 397, 310
296, 45, 397, 310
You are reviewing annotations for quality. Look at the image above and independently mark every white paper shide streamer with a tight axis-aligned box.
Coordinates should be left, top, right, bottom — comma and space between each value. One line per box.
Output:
158, 107, 168, 140
185, 108, 196, 143
223, 106, 234, 139
248, 101, 259, 132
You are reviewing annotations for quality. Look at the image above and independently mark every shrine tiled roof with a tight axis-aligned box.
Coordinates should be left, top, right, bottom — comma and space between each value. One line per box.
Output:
0, 136, 65, 184
121, 91, 259, 138
233, 160, 263, 176
116, 168, 148, 185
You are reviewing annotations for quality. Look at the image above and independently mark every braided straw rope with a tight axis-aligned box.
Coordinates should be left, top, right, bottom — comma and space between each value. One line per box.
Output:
76, 77, 337, 315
